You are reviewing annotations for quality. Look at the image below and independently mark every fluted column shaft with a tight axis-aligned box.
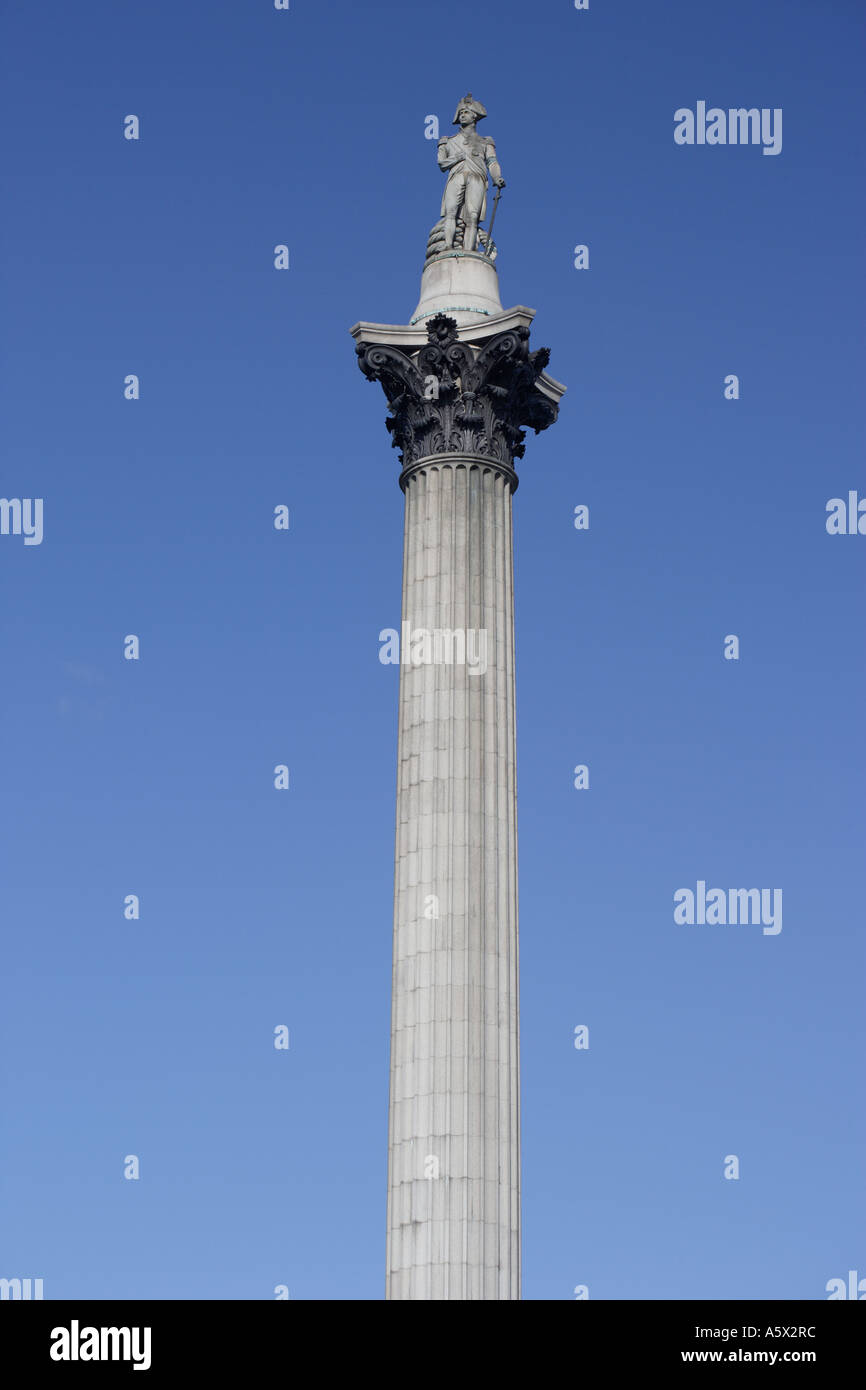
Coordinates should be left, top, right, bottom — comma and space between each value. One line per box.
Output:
385, 454, 520, 1301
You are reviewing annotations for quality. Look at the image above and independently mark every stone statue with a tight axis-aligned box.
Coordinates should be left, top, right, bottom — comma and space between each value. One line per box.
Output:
436, 94, 505, 255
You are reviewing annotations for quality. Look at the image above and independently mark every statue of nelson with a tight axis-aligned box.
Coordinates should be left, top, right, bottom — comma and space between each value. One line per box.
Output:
437, 93, 505, 254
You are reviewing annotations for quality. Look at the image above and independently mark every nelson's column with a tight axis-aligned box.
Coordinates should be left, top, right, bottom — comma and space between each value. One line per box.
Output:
351, 94, 565, 1300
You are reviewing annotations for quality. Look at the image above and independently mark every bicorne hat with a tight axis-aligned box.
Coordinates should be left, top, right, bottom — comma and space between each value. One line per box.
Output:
452, 92, 487, 124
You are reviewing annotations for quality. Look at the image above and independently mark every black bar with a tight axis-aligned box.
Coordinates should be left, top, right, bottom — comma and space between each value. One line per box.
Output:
2, 1298, 861, 1377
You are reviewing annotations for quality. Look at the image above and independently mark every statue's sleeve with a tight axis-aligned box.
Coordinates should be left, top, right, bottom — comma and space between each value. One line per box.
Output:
485, 139, 503, 183
438, 138, 458, 172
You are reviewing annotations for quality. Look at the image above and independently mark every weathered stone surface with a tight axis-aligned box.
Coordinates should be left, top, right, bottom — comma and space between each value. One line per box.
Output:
410, 250, 502, 327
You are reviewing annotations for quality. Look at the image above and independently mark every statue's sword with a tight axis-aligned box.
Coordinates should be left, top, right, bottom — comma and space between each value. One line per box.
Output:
483, 183, 503, 258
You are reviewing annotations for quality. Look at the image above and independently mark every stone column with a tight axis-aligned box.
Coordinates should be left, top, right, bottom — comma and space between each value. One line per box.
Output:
354, 309, 563, 1299
388, 453, 519, 1301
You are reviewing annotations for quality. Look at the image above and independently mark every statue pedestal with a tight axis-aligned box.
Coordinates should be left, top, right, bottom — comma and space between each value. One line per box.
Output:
410, 249, 503, 327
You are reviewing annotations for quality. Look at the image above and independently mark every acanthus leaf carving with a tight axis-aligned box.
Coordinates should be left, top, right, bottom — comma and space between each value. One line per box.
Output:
355, 313, 558, 486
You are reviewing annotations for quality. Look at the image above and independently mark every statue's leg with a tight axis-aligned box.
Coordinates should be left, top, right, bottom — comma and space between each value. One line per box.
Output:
462, 175, 485, 253
442, 172, 465, 251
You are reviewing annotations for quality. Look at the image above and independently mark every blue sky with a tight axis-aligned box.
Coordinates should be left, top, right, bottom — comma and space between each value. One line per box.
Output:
1, 0, 863, 1300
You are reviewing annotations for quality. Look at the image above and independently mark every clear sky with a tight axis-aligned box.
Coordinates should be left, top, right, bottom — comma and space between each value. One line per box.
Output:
1, 0, 863, 1301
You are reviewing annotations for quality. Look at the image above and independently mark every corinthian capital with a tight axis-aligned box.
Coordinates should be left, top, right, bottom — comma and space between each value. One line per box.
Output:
355, 314, 559, 490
